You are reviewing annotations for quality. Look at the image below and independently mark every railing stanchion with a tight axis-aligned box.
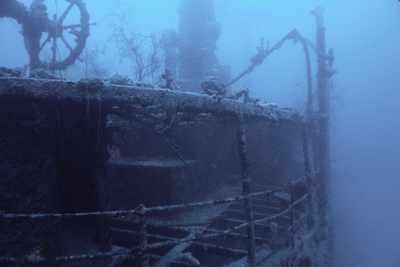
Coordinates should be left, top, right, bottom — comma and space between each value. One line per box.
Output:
237, 114, 256, 267
138, 205, 149, 267
289, 183, 295, 248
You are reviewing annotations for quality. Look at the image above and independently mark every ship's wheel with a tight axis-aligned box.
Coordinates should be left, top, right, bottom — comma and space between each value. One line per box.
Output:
0, 0, 90, 70
31, 0, 90, 70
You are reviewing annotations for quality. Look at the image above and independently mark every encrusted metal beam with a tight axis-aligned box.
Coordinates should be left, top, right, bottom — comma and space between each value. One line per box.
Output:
0, 78, 303, 124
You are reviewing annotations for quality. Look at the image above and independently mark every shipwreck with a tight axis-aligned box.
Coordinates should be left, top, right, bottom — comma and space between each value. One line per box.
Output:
0, 1, 334, 267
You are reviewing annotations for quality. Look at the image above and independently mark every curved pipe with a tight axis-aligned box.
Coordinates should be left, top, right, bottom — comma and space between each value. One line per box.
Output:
226, 30, 316, 119
297, 34, 314, 120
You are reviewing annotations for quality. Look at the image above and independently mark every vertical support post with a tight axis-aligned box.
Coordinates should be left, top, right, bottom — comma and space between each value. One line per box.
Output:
289, 183, 295, 248
302, 125, 314, 232
312, 6, 333, 227
237, 113, 256, 267
138, 205, 149, 267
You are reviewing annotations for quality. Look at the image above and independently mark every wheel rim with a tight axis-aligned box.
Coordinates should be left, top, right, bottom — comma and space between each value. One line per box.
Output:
34, 0, 90, 70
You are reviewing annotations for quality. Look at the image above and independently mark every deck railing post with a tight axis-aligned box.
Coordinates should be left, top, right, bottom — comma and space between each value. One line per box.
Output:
138, 205, 149, 267
289, 184, 295, 248
302, 125, 314, 232
237, 113, 256, 267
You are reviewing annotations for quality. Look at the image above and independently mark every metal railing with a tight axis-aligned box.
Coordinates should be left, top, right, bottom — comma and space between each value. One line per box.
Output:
0, 184, 311, 266
0, 115, 315, 267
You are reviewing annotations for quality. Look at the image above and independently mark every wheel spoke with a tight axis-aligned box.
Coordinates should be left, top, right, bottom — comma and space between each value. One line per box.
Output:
61, 35, 73, 52
52, 37, 58, 66
64, 22, 95, 31
39, 35, 51, 52
63, 24, 82, 30
58, 2, 74, 24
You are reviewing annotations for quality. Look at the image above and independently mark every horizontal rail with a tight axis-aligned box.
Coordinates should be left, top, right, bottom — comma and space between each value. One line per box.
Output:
0, 189, 280, 220
0, 229, 248, 264
113, 226, 269, 245
112, 227, 247, 256
254, 194, 309, 225
205, 228, 270, 243
145, 193, 310, 249
0, 248, 134, 263
143, 189, 280, 213
211, 193, 310, 235
0, 193, 310, 264
0, 208, 144, 220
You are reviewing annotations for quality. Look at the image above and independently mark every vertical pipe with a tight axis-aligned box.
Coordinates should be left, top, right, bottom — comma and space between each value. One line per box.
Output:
237, 114, 256, 267
298, 37, 314, 122
312, 7, 331, 227
299, 34, 316, 232
302, 124, 314, 231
